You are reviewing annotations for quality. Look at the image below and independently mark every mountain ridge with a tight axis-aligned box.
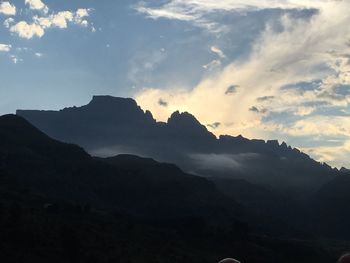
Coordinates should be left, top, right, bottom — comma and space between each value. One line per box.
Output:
16, 95, 340, 196
0, 114, 241, 221
0, 113, 343, 262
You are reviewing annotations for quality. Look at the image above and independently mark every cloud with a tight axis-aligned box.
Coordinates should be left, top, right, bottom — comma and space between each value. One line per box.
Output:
71, 8, 92, 27
249, 106, 259, 113
34, 9, 91, 29
0, 43, 11, 52
202, 59, 221, 70
158, 98, 168, 107
9, 8, 92, 39
211, 46, 226, 58
34, 11, 74, 29
25, 0, 48, 14
202, 46, 226, 70
257, 96, 275, 102
135, 0, 332, 20
10, 21, 45, 39
225, 85, 239, 95
135, 3, 194, 22
3, 17, 14, 28
281, 116, 350, 138
294, 106, 315, 116
10, 55, 23, 64
134, 0, 334, 32
4, 0, 92, 39
190, 153, 261, 172
128, 49, 168, 86
303, 141, 350, 167
0, 1, 16, 16
207, 122, 221, 129
135, 0, 350, 167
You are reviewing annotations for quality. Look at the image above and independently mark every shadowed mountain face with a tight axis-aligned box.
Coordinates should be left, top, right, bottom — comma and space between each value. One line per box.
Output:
0, 114, 239, 221
1, 113, 350, 263
310, 173, 350, 239
17, 96, 338, 196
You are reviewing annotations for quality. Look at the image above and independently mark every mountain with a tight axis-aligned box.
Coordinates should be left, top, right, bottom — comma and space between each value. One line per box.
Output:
0, 115, 345, 262
311, 174, 350, 239
17, 96, 339, 196
212, 177, 313, 237
339, 167, 350, 174
0, 114, 239, 221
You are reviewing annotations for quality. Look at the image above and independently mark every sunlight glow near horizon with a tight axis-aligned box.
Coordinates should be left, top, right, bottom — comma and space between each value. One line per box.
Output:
1, 0, 350, 168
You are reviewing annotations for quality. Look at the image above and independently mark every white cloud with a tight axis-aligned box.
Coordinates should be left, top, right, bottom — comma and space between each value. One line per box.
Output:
190, 153, 261, 172
135, 0, 335, 32
303, 141, 350, 167
34, 11, 74, 29
10, 21, 45, 39
3, 17, 14, 28
25, 0, 48, 14
135, 0, 350, 167
294, 106, 315, 116
211, 46, 225, 58
202, 59, 221, 70
135, 0, 334, 21
76, 8, 89, 19
135, 4, 194, 21
74, 8, 91, 27
10, 55, 23, 64
9, 8, 92, 39
0, 1, 16, 16
0, 43, 11, 52
280, 116, 350, 137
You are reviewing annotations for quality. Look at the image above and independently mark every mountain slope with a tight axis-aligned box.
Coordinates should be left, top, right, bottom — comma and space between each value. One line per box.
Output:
310, 174, 350, 239
17, 96, 339, 196
0, 115, 346, 262
0, 114, 239, 221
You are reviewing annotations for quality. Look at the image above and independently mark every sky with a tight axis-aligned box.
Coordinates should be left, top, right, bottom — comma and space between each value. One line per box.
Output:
1, 0, 350, 168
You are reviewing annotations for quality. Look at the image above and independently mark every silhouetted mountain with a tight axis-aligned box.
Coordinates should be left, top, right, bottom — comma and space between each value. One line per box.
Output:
339, 167, 350, 174
17, 96, 339, 196
0, 115, 346, 262
311, 174, 350, 239
212, 178, 313, 237
0, 114, 239, 221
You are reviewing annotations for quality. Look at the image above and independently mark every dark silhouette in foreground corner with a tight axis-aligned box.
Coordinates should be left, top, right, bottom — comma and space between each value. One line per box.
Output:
339, 254, 350, 263
219, 254, 350, 263
219, 258, 241, 263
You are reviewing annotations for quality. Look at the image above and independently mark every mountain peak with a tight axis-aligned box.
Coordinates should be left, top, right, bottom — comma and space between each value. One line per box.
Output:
168, 111, 203, 127
167, 111, 215, 139
90, 95, 137, 106
87, 95, 139, 112
0, 114, 89, 161
53, 95, 154, 124
340, 167, 350, 173
0, 114, 41, 133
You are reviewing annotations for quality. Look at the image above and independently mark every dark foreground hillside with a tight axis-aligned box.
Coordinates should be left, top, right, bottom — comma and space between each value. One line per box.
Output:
0, 114, 349, 262
0, 197, 345, 263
